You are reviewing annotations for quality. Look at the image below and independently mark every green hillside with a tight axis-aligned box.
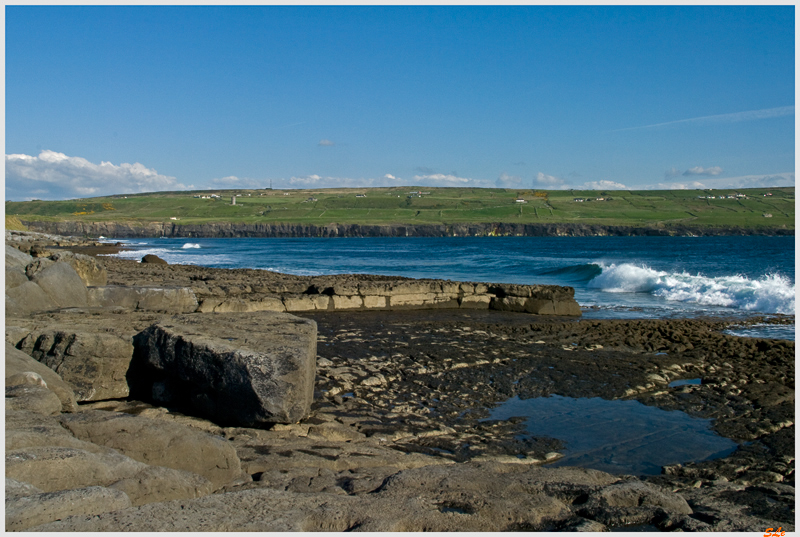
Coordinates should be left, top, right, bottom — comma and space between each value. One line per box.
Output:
6, 186, 795, 230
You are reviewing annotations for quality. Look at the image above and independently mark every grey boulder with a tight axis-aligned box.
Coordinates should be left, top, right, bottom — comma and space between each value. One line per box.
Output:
130, 312, 317, 426
5, 281, 57, 316
5, 245, 33, 269
29, 262, 88, 308
47, 250, 108, 286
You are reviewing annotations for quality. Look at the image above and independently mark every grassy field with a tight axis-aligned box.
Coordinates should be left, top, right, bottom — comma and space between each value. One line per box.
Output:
6, 186, 795, 230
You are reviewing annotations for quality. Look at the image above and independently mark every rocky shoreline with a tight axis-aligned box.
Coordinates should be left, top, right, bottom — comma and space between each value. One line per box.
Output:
22, 219, 794, 238
5, 231, 794, 531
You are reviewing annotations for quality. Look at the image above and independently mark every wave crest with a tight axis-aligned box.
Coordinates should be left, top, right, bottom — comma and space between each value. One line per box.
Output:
588, 263, 795, 315
182, 243, 201, 249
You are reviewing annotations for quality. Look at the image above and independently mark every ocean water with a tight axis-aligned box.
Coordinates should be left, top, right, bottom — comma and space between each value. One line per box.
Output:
106, 236, 795, 339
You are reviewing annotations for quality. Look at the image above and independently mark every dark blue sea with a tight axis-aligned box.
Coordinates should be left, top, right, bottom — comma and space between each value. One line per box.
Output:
106, 236, 795, 339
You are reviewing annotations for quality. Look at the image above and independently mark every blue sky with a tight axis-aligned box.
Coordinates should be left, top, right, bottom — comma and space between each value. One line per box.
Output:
5, 5, 795, 200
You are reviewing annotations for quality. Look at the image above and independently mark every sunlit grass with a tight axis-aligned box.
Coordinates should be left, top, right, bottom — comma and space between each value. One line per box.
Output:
6, 186, 794, 230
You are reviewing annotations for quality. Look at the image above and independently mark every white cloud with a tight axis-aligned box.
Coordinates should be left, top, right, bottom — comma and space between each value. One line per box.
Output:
654, 172, 793, 190
318, 139, 335, 146
684, 166, 723, 176
209, 175, 266, 189
535, 172, 569, 189
582, 180, 627, 190
654, 180, 708, 190
413, 173, 469, 185
287, 174, 380, 188
5, 150, 191, 200
495, 173, 523, 188
281, 172, 495, 189
412, 174, 497, 188
665, 167, 681, 178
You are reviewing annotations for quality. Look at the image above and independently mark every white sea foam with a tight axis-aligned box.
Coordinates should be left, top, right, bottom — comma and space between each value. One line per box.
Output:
588, 263, 795, 315
182, 243, 201, 249
111, 248, 173, 260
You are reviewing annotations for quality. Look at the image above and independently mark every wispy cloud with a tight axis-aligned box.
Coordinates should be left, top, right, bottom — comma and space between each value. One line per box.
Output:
318, 139, 335, 146
415, 174, 496, 188
654, 172, 794, 190
583, 180, 627, 190
495, 172, 523, 188
535, 172, 569, 189
281, 172, 498, 189
683, 166, 723, 177
5, 150, 191, 201
209, 175, 266, 189
612, 106, 794, 132
285, 174, 407, 189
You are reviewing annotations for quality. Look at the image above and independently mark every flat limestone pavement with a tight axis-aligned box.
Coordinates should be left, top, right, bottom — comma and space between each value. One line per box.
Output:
130, 312, 317, 426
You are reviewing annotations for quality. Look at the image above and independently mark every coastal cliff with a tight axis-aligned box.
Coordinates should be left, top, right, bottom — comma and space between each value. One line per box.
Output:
23, 220, 793, 238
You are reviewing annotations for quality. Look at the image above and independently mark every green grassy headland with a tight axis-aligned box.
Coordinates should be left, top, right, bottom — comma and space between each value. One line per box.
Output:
6, 186, 794, 230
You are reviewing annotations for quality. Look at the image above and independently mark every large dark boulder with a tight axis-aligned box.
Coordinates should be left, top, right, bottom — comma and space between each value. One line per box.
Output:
130, 312, 317, 426
141, 254, 168, 265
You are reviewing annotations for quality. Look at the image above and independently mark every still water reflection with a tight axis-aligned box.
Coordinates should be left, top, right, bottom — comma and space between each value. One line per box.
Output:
486, 395, 738, 475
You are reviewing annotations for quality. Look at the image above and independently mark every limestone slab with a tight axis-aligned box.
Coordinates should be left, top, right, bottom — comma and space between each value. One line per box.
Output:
6, 485, 131, 531
59, 410, 242, 488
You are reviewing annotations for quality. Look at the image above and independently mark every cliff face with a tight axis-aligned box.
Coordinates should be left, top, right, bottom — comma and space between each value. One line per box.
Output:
23, 220, 793, 238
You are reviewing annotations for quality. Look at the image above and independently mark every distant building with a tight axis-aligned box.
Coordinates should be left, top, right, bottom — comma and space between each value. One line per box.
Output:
515, 198, 526, 203
573, 198, 585, 202
355, 194, 366, 198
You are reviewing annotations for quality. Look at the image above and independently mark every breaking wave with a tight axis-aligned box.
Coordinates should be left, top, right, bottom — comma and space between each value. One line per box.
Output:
587, 263, 795, 315
182, 243, 201, 249
538, 263, 603, 282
